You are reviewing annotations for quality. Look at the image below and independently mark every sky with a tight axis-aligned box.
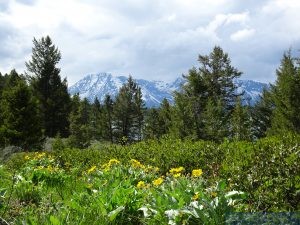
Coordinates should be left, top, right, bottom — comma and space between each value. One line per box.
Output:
0, 0, 300, 85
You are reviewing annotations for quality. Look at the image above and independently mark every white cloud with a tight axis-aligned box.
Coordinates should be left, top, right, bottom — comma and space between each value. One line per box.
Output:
0, 0, 299, 85
230, 28, 255, 41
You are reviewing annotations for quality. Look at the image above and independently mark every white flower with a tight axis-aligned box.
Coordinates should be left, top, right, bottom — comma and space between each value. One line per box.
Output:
165, 209, 179, 219
225, 190, 244, 198
138, 206, 157, 218
190, 201, 204, 210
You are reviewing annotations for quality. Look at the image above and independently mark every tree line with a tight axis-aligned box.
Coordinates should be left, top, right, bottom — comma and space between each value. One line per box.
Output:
0, 36, 299, 149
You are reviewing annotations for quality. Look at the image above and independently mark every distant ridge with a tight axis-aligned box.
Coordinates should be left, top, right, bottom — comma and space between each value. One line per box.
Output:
68, 73, 268, 107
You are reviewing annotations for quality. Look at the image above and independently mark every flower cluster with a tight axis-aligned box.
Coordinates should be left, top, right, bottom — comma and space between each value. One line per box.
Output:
169, 166, 184, 177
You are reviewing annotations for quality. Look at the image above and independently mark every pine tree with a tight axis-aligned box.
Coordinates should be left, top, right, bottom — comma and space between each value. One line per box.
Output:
26, 36, 70, 137
69, 96, 92, 148
269, 50, 300, 134
90, 97, 102, 140
158, 98, 172, 135
173, 46, 242, 140
231, 97, 252, 141
133, 86, 145, 141
251, 89, 273, 138
0, 70, 42, 149
202, 98, 227, 142
113, 76, 145, 142
170, 92, 197, 139
102, 94, 114, 142
143, 108, 161, 140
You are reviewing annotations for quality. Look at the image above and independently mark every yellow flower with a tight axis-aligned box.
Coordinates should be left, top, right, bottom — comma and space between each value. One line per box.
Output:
108, 158, 120, 166
169, 167, 184, 174
131, 159, 144, 168
137, 181, 146, 189
87, 165, 97, 174
192, 192, 199, 201
211, 192, 217, 198
192, 169, 203, 177
35, 152, 46, 159
24, 155, 30, 160
152, 177, 164, 186
173, 173, 181, 178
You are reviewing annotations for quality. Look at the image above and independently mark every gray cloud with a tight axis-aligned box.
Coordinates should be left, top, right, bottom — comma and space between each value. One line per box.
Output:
0, 0, 299, 85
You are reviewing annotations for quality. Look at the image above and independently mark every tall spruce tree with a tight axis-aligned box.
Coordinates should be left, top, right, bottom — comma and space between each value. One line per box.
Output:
231, 96, 252, 141
113, 76, 145, 142
90, 97, 102, 140
26, 36, 70, 137
173, 46, 242, 140
269, 50, 300, 134
158, 98, 172, 136
144, 108, 161, 140
103, 94, 114, 142
69, 96, 92, 148
202, 98, 227, 142
0, 70, 42, 149
251, 89, 273, 138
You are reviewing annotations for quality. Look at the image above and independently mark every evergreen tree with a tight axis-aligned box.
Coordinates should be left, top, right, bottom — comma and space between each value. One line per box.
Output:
170, 92, 197, 139
0, 70, 42, 149
26, 36, 70, 137
102, 94, 114, 143
231, 97, 252, 141
173, 46, 242, 140
251, 89, 273, 138
113, 76, 145, 142
133, 86, 145, 141
158, 98, 172, 136
90, 97, 102, 140
202, 98, 227, 142
143, 108, 161, 140
269, 51, 300, 134
69, 96, 92, 148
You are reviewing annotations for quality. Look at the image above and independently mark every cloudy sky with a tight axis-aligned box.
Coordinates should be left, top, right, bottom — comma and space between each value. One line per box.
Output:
0, 0, 300, 85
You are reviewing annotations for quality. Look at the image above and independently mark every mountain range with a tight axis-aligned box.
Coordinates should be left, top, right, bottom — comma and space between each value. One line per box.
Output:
68, 73, 268, 107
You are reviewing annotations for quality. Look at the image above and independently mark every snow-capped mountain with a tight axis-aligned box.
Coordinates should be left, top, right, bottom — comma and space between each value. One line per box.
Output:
68, 73, 268, 107
235, 79, 269, 105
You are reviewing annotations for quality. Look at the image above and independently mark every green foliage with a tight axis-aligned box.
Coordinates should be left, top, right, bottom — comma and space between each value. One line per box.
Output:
113, 76, 145, 142
173, 46, 242, 140
0, 156, 245, 224
1, 134, 299, 224
231, 97, 252, 141
220, 133, 300, 210
251, 89, 273, 138
268, 50, 300, 134
26, 36, 71, 138
69, 96, 93, 148
144, 99, 172, 140
0, 70, 43, 149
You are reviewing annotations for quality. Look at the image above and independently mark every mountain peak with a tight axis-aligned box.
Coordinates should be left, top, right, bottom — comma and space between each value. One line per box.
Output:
69, 74, 268, 107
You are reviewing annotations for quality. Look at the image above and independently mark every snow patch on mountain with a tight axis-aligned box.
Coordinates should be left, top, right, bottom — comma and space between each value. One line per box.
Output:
68, 73, 268, 107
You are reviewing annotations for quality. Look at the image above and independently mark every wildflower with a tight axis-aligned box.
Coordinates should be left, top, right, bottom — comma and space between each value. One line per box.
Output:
35, 152, 46, 159
192, 169, 203, 177
192, 192, 199, 201
131, 159, 144, 168
137, 181, 146, 189
47, 165, 53, 172
211, 192, 217, 198
152, 177, 164, 186
87, 165, 97, 174
169, 166, 184, 174
108, 159, 120, 166
24, 155, 30, 160
173, 173, 181, 178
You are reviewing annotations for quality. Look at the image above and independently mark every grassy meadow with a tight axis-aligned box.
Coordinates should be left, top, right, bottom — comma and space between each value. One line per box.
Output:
0, 134, 299, 224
